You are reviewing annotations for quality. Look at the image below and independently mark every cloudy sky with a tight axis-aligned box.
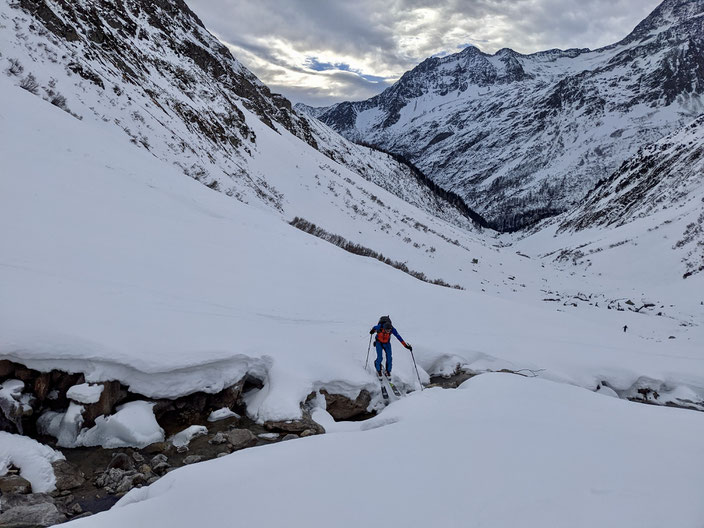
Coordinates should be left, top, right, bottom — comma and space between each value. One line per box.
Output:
187, 0, 662, 107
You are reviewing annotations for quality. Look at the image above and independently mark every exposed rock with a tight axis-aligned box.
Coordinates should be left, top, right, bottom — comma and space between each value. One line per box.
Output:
33, 372, 52, 402
81, 381, 126, 427
150, 454, 170, 476
114, 472, 146, 494
149, 454, 168, 468
95, 468, 146, 494
182, 455, 203, 465
0, 474, 32, 494
132, 451, 145, 464
0, 360, 14, 378
208, 431, 229, 445
226, 429, 257, 451
107, 453, 134, 471
51, 460, 86, 491
320, 389, 372, 421
0, 493, 67, 527
151, 462, 170, 476
282, 434, 298, 441
142, 441, 171, 455
207, 379, 245, 413
264, 410, 325, 435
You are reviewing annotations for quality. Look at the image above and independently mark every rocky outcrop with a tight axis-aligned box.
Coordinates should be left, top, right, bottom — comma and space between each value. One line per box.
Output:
0, 493, 67, 527
320, 389, 372, 421
0, 474, 32, 495
51, 460, 86, 492
264, 409, 325, 436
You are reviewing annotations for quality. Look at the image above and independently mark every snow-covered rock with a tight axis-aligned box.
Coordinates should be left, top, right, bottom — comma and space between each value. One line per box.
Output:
66, 383, 104, 404
170, 426, 208, 448
207, 408, 240, 422
0, 432, 65, 493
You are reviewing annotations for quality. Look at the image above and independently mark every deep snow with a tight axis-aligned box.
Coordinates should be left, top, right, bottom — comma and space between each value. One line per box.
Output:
65, 375, 704, 528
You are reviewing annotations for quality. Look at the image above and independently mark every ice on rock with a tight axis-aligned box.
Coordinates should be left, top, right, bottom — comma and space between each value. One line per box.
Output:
66, 383, 104, 404
37, 402, 85, 447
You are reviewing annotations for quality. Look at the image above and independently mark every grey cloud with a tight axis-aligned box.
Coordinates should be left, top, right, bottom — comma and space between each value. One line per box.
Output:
187, 0, 663, 105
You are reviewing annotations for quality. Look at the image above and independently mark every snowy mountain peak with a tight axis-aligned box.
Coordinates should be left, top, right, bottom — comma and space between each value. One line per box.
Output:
631, 0, 704, 34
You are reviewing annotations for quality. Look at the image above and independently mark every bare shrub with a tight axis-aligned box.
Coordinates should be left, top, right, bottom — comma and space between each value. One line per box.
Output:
6, 58, 23, 76
289, 217, 465, 290
19, 73, 39, 94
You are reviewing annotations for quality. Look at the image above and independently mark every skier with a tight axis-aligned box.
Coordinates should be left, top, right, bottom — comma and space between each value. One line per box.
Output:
623, 325, 628, 333
369, 316, 412, 378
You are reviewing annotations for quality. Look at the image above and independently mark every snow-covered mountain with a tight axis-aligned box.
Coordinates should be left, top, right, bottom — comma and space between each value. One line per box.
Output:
303, 0, 704, 230
3, 0, 485, 237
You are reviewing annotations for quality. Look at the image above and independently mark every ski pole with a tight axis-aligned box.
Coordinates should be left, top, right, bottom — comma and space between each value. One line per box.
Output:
364, 334, 373, 371
409, 348, 423, 391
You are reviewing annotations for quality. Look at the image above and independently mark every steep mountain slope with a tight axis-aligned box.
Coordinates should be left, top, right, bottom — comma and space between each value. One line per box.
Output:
556, 114, 704, 280
512, 114, 704, 326
304, 0, 704, 230
1, 0, 483, 245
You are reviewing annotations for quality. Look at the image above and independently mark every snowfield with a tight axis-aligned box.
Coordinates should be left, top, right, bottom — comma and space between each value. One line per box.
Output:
2, 79, 703, 428
65, 374, 704, 528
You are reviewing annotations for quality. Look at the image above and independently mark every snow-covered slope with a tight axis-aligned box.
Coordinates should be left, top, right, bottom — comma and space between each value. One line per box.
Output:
63, 375, 704, 528
2, 71, 703, 427
304, 0, 704, 230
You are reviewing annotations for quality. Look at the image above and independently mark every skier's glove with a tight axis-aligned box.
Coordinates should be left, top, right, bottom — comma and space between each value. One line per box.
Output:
405, 343, 412, 351
369, 328, 375, 335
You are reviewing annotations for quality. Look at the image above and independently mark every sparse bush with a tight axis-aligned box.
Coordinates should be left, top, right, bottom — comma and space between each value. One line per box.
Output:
289, 217, 465, 290
6, 58, 23, 76
50, 93, 67, 109
19, 73, 39, 94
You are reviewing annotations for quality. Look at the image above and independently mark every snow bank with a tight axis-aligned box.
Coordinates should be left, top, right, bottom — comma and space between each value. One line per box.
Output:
77, 402, 164, 449
0, 432, 64, 493
63, 375, 704, 527
39, 401, 164, 449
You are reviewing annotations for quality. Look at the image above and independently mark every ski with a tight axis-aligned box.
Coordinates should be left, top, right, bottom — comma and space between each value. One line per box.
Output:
379, 378, 389, 401
383, 373, 402, 398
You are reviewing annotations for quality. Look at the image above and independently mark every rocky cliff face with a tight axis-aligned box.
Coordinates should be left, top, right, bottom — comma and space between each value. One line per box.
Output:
303, 0, 704, 231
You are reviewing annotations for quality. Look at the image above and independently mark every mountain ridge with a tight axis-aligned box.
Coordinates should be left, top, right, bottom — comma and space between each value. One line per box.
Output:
300, 0, 704, 230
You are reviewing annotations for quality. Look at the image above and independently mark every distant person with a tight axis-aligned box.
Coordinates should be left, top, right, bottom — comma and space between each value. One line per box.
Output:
623, 325, 628, 332
369, 316, 412, 378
